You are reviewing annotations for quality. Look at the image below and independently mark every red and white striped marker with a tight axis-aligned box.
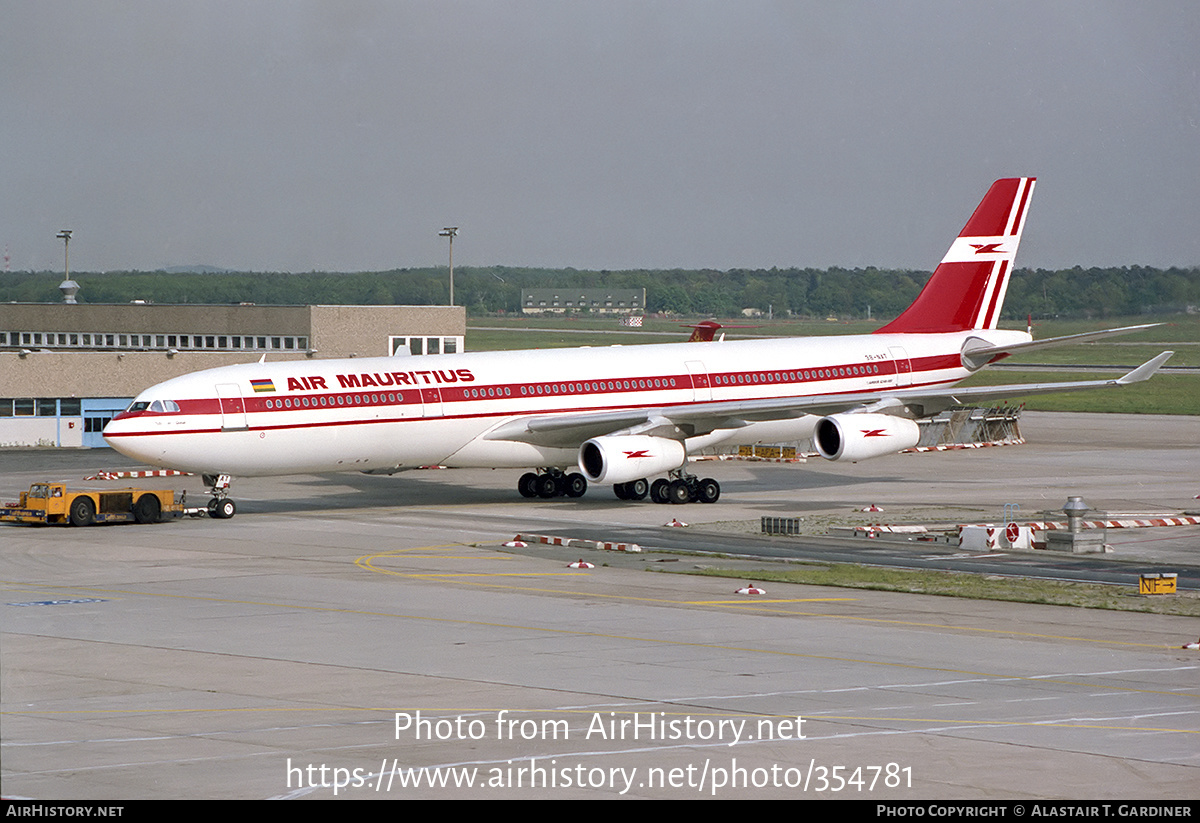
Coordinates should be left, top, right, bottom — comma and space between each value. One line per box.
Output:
736, 585, 766, 595
594, 542, 642, 552
902, 438, 1025, 453
1018, 516, 1200, 531
84, 469, 193, 480
503, 540, 528, 548
666, 518, 688, 527
567, 559, 595, 569
513, 533, 643, 553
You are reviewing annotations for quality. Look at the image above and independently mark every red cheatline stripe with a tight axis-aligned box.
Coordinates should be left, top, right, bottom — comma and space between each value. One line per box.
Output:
105, 361, 972, 440
127, 355, 967, 421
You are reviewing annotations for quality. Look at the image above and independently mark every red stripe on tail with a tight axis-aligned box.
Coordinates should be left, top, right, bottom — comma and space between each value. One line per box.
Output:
876, 177, 1034, 334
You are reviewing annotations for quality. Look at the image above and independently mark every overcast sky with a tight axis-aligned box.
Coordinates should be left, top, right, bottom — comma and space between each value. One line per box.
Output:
3, 1, 1197, 273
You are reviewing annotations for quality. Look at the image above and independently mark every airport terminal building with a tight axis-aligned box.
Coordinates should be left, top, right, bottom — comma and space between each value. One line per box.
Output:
0, 302, 465, 447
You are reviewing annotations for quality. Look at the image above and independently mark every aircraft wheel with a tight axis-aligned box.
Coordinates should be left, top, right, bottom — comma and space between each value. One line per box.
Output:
668, 479, 691, 505
625, 478, 649, 501
517, 472, 539, 498
697, 478, 721, 504
133, 494, 161, 524
69, 496, 96, 527
213, 499, 237, 519
207, 498, 220, 517
536, 474, 561, 498
650, 478, 670, 504
613, 482, 629, 500
564, 473, 588, 498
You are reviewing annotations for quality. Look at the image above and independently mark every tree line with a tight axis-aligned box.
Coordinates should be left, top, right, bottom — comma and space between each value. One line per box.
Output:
3, 265, 1196, 320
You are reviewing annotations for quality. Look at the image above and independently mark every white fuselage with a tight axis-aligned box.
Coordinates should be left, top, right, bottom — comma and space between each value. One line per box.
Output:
102, 329, 1030, 477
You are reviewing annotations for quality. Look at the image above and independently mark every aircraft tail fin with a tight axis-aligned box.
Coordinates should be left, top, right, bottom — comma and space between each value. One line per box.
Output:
875, 177, 1035, 334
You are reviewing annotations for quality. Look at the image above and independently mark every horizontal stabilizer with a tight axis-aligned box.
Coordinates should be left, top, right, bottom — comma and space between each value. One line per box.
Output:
960, 323, 1161, 370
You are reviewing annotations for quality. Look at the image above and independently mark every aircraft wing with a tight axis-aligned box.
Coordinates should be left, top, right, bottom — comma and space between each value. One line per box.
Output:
483, 351, 1173, 449
913, 350, 1174, 410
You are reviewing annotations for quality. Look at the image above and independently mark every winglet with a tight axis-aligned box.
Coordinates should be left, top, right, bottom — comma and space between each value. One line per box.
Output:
1116, 351, 1173, 385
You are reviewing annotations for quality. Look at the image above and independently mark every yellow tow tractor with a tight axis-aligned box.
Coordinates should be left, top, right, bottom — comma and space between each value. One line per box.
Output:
0, 482, 187, 526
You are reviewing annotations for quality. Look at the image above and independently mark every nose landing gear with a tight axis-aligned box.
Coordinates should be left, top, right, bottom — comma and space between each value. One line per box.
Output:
201, 474, 237, 519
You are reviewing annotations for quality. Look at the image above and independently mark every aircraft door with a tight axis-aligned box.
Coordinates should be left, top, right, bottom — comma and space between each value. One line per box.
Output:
888, 347, 913, 387
685, 361, 712, 401
216, 383, 249, 431
420, 386, 442, 418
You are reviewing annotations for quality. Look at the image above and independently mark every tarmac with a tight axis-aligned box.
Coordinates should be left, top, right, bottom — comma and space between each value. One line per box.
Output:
1, 412, 1198, 799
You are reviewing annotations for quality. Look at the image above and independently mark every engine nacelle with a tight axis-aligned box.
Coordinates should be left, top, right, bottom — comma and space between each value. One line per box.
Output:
578, 435, 686, 485
813, 413, 921, 462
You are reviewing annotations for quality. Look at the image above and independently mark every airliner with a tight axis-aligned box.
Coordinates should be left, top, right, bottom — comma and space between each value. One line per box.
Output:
103, 178, 1172, 517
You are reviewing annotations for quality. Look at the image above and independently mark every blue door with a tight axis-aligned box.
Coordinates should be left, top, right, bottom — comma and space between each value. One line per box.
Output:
83, 399, 133, 448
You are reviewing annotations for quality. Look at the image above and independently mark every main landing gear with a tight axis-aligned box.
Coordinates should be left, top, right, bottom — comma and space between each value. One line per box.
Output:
515, 468, 720, 504
645, 470, 720, 505
517, 469, 588, 499
201, 474, 237, 519
613, 471, 720, 504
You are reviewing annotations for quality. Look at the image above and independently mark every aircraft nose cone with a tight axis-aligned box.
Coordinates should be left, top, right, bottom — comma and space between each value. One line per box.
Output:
102, 418, 153, 462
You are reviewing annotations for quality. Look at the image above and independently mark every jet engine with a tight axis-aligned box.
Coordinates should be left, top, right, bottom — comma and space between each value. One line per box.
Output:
813, 413, 921, 462
578, 435, 686, 485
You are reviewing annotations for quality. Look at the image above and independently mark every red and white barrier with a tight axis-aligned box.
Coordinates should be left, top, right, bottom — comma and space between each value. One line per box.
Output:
1016, 516, 1200, 531
902, 438, 1025, 453
84, 469, 193, 480
513, 534, 643, 553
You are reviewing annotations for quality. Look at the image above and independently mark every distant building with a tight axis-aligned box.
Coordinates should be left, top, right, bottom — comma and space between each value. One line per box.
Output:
1, 303, 464, 447
521, 288, 644, 315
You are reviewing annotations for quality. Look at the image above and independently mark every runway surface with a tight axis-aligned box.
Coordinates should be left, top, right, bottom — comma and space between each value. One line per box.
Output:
2, 413, 1198, 799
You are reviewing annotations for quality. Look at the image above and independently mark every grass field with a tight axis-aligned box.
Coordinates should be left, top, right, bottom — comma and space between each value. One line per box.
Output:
957, 370, 1198, 415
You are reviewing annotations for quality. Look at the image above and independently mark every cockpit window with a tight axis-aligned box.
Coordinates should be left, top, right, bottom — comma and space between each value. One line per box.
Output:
127, 400, 180, 413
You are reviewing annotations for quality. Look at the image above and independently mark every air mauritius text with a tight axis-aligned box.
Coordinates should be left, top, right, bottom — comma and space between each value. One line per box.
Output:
395, 711, 806, 746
